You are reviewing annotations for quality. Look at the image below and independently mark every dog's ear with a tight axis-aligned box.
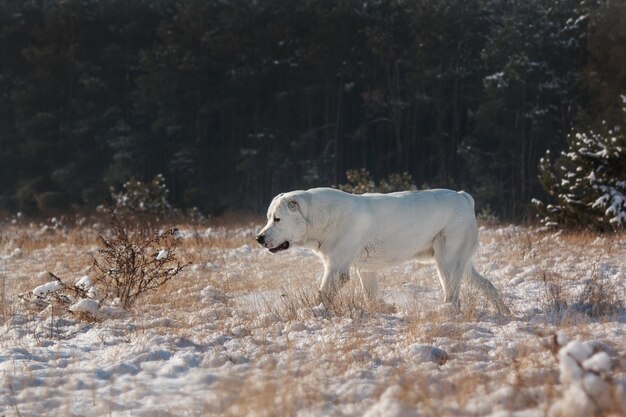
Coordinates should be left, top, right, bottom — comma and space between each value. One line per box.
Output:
286, 192, 310, 218
287, 200, 299, 211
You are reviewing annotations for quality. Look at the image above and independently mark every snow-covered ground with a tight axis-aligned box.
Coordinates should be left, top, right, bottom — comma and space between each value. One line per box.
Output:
0, 222, 624, 416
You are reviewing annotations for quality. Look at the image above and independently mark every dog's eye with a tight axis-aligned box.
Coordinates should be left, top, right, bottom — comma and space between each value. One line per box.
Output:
274, 217, 281, 223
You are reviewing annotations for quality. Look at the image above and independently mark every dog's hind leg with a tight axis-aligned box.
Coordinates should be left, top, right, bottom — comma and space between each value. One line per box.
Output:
435, 224, 510, 315
466, 264, 510, 315
433, 231, 467, 309
356, 270, 396, 313
357, 270, 378, 304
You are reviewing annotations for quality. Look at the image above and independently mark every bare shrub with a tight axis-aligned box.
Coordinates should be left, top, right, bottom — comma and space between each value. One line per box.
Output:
574, 272, 624, 317
265, 286, 318, 321
108, 174, 173, 216
540, 266, 624, 320
93, 208, 190, 309
334, 168, 417, 194
18, 272, 95, 311
540, 271, 570, 319
18, 272, 99, 323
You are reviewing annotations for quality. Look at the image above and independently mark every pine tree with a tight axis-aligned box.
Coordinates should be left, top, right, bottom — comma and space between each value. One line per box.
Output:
534, 114, 626, 230
468, 0, 588, 220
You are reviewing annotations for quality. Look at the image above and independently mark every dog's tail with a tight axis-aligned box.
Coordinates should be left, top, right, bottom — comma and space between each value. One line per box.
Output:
466, 263, 511, 315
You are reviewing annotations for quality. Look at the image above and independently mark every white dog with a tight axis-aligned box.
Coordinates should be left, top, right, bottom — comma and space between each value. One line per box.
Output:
256, 187, 509, 314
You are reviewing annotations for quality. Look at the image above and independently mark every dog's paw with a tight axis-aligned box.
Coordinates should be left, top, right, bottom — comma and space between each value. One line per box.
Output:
379, 303, 397, 315
437, 302, 461, 317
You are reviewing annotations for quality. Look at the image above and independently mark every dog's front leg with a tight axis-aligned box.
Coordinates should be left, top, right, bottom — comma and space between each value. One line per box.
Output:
317, 265, 350, 306
315, 231, 363, 307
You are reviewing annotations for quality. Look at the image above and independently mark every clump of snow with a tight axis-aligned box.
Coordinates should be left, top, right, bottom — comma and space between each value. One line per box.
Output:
582, 351, 612, 373
363, 386, 416, 417
592, 185, 626, 225
32, 280, 63, 297
549, 337, 624, 417
75, 275, 92, 289
558, 340, 593, 384
484, 71, 508, 89
200, 285, 228, 305
555, 331, 569, 347
69, 299, 99, 315
25, 274, 102, 317
75, 275, 99, 300
156, 249, 168, 260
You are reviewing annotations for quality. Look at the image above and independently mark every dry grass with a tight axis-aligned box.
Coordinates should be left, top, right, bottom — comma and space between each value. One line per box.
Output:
1, 219, 624, 416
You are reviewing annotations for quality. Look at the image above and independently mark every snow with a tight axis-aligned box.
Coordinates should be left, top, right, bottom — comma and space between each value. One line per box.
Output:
561, 340, 592, 363
484, 72, 508, 89
32, 280, 63, 297
75, 275, 92, 289
550, 339, 621, 417
408, 344, 449, 365
538, 124, 626, 228
156, 249, 168, 260
582, 351, 611, 373
363, 386, 416, 417
1, 224, 625, 416
558, 341, 591, 383
593, 184, 626, 225
68, 298, 99, 315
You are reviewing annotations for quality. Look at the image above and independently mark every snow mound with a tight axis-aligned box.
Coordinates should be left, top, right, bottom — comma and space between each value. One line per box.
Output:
408, 344, 449, 365
549, 336, 625, 417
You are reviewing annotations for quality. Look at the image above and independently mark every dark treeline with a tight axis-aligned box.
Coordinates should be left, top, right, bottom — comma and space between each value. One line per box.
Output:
0, 0, 624, 219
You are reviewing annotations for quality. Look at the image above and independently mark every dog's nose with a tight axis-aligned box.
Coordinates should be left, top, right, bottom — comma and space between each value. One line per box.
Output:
256, 234, 265, 245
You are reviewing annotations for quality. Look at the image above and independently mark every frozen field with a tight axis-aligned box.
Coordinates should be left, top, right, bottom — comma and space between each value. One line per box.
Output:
0, 220, 625, 416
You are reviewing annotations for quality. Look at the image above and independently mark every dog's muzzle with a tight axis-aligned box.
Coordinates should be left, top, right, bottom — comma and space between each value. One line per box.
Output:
256, 233, 290, 253
269, 241, 290, 253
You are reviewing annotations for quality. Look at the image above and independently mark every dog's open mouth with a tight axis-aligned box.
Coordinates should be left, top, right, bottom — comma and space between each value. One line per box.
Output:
269, 241, 290, 253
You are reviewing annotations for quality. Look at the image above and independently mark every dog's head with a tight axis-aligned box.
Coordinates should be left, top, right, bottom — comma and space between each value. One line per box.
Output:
256, 191, 309, 253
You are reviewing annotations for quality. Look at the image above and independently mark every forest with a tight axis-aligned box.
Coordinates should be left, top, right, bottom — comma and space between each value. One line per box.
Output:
0, 0, 624, 221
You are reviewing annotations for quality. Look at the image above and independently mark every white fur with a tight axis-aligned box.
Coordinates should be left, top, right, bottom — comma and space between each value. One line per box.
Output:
256, 187, 509, 314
